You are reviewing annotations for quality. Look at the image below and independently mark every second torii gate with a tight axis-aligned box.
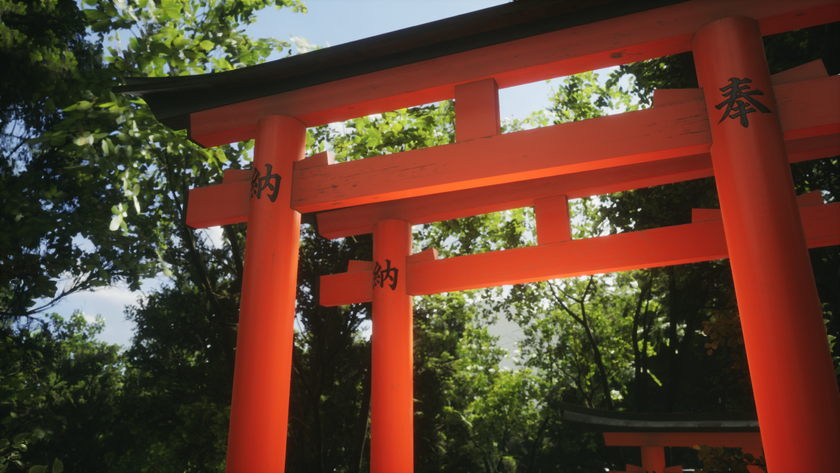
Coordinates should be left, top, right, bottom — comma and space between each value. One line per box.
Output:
117, 1, 840, 472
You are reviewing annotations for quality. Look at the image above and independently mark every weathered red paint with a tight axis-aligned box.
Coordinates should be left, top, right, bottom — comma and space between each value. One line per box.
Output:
320, 202, 840, 306
292, 74, 838, 216
225, 115, 306, 473
693, 16, 840, 472
454, 79, 500, 142
640, 446, 665, 473
371, 220, 414, 473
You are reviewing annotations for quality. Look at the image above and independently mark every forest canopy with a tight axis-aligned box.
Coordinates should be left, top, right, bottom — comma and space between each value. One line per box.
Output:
1, 0, 838, 472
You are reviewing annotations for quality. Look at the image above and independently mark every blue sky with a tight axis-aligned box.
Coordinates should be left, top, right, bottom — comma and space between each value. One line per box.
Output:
45, 0, 574, 348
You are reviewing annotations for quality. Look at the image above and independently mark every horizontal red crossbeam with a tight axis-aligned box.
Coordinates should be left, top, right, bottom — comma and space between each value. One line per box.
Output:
187, 75, 838, 231
185, 152, 333, 228
603, 432, 762, 448
319, 202, 840, 305
298, 75, 838, 216
189, 0, 839, 147
316, 134, 838, 238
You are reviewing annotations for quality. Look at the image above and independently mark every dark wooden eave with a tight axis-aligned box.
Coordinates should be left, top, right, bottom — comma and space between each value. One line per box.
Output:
560, 402, 760, 433
114, 0, 682, 132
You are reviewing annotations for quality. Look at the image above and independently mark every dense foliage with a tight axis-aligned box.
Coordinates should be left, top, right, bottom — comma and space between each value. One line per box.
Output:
1, 0, 838, 471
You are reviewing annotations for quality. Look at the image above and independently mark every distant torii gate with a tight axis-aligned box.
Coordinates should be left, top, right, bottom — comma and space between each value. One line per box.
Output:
118, 1, 840, 472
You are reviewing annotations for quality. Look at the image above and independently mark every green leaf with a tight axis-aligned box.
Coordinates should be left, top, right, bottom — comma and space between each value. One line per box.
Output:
172, 37, 190, 50
29, 466, 48, 473
109, 215, 123, 231
199, 40, 214, 51
83, 9, 108, 20
91, 18, 112, 33
52, 459, 64, 473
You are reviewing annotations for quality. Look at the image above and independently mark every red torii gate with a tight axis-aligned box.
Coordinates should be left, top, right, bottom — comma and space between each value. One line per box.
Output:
118, 1, 840, 472
560, 402, 764, 473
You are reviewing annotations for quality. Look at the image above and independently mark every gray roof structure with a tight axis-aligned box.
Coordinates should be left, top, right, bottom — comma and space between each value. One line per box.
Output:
560, 403, 760, 433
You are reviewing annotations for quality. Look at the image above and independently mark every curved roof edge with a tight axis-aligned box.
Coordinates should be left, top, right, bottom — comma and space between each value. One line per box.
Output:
114, 0, 683, 130
559, 402, 760, 433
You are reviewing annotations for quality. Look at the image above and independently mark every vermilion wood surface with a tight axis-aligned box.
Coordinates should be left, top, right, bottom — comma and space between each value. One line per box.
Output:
222, 168, 252, 184
184, 73, 837, 232
186, 179, 250, 228
605, 431, 764, 471
535, 194, 571, 244
320, 203, 840, 306
651, 59, 828, 108
766, 59, 828, 86
693, 17, 840, 472
454, 79, 500, 142
347, 260, 373, 272
293, 76, 839, 215
188, 1, 839, 147
407, 203, 840, 296
225, 116, 306, 473
319, 263, 373, 307
315, 152, 709, 238
370, 220, 414, 473
641, 446, 666, 473
319, 250, 439, 307
691, 190, 824, 223
603, 432, 761, 449
185, 151, 331, 229
188, 129, 839, 232
313, 79, 839, 238
315, 136, 839, 238
295, 97, 713, 213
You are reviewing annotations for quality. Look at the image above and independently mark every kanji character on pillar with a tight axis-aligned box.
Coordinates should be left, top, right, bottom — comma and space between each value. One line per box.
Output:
373, 259, 399, 290
715, 77, 771, 128
251, 164, 282, 202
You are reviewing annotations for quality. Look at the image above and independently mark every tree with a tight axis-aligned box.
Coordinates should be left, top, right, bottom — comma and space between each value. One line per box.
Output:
4, 0, 306, 469
1, 312, 123, 472
0, 0, 145, 320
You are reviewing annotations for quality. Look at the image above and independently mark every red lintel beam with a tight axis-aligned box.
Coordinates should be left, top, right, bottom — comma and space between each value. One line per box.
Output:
295, 96, 711, 213
189, 1, 839, 147
322, 203, 839, 305
188, 75, 838, 232
311, 75, 840, 236
320, 263, 373, 307
185, 151, 333, 229
692, 190, 825, 223
320, 249, 437, 307
651, 59, 828, 108
603, 432, 762, 449
406, 203, 840, 296
186, 171, 251, 229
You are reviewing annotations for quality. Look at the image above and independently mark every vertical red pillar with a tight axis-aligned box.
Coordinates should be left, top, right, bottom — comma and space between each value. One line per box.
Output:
226, 115, 306, 472
640, 446, 665, 473
371, 220, 414, 473
693, 17, 840, 472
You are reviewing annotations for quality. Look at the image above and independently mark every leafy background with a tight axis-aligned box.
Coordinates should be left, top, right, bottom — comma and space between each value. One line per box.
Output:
1, 0, 838, 471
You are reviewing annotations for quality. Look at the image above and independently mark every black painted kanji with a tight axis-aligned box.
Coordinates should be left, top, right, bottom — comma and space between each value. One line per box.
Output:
251, 164, 281, 202
373, 259, 399, 291
715, 77, 772, 128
